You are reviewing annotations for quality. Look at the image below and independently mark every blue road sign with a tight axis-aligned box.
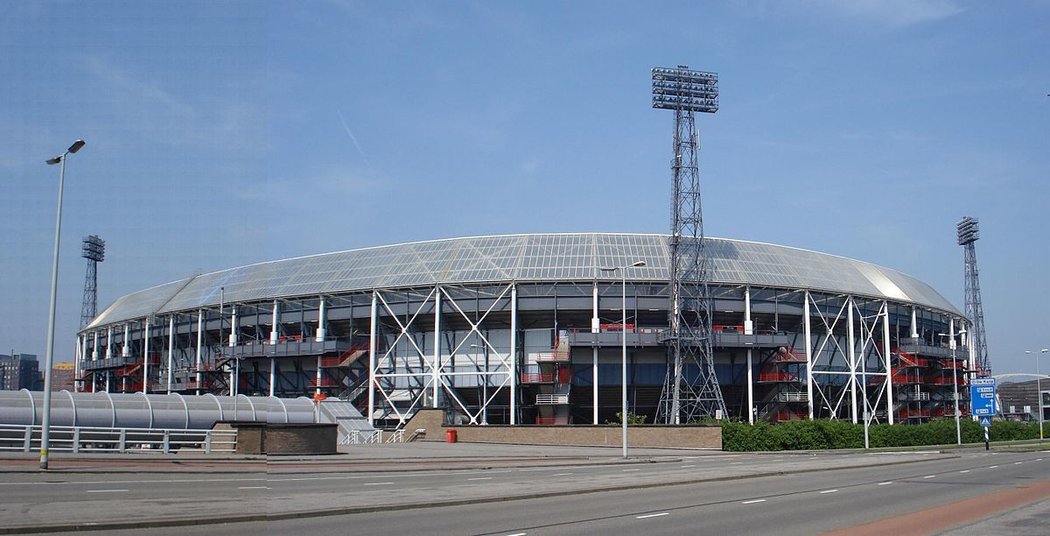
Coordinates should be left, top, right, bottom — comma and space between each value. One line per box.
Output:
979, 415, 992, 427
970, 377, 997, 417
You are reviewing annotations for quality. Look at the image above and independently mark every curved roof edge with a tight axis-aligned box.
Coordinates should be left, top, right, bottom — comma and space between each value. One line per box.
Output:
86, 233, 962, 329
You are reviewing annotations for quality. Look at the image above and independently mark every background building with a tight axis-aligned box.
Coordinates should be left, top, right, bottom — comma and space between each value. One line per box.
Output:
76, 233, 972, 428
0, 353, 41, 391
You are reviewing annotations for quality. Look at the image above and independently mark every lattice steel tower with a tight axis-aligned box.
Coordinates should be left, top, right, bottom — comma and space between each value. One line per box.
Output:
957, 217, 990, 376
652, 66, 727, 423
80, 235, 105, 328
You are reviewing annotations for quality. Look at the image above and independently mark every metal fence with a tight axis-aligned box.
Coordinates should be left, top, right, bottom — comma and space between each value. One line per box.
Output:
340, 429, 405, 446
0, 424, 237, 454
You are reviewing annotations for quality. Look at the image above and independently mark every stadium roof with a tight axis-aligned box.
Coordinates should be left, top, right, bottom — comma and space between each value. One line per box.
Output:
86, 233, 961, 329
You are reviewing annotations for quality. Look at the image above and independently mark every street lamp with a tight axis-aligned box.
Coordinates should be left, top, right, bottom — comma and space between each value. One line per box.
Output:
599, 260, 646, 459
1025, 348, 1049, 440
40, 139, 86, 470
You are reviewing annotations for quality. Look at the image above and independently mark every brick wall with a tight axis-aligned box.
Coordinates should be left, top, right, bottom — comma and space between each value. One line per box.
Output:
404, 410, 721, 449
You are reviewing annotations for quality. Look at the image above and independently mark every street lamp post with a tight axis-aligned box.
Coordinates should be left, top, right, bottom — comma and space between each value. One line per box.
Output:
599, 260, 646, 459
40, 139, 86, 470
938, 329, 964, 446
1026, 348, 1049, 440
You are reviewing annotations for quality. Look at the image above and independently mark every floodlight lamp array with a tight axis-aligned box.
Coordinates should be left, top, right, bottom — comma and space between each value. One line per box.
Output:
956, 217, 979, 245
82, 235, 106, 262
652, 66, 719, 113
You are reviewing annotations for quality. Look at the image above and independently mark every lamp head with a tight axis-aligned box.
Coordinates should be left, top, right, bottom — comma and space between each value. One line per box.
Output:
68, 139, 85, 154
46, 156, 62, 165
631, 260, 647, 268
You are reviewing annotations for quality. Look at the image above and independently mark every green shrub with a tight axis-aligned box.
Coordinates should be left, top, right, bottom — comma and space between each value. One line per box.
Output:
722, 418, 1040, 451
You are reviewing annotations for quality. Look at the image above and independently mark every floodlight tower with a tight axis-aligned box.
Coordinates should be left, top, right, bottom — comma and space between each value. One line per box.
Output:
957, 217, 990, 376
80, 235, 105, 328
652, 65, 727, 423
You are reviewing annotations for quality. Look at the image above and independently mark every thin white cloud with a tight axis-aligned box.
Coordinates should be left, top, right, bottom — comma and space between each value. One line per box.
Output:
804, 0, 965, 27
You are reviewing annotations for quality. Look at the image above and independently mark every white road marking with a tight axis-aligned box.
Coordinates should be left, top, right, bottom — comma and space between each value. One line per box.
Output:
467, 477, 492, 481
238, 486, 269, 490
505, 533, 527, 536
878, 482, 892, 486
989, 465, 999, 469
923, 475, 936, 479
362, 482, 393, 486
552, 473, 573, 477
636, 512, 669, 519
959, 470, 970, 474
820, 489, 838, 494
86, 489, 128, 493
681, 465, 697, 468
1014, 462, 1023, 465
622, 468, 640, 472
741, 499, 766, 504
1036, 458, 1043, 462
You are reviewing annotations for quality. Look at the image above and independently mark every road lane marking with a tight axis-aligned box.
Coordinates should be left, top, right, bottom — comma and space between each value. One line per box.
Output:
467, 477, 492, 481
622, 469, 640, 472
959, 470, 970, 474
680, 465, 697, 468
989, 465, 999, 469
505, 533, 527, 536
820, 489, 838, 494
362, 482, 393, 486
636, 512, 669, 519
86, 489, 128, 493
238, 486, 269, 490
552, 473, 573, 477
1014, 462, 1023, 465
741, 499, 766, 504
923, 475, 936, 479
878, 482, 892, 486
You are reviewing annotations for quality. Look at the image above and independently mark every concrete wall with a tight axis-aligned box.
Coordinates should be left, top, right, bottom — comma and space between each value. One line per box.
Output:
405, 410, 721, 449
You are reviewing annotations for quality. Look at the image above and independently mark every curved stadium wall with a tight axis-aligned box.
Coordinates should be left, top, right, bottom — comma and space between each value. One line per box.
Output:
76, 233, 971, 427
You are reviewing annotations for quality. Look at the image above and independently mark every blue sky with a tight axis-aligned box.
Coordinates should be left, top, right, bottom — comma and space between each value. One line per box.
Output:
2, 1, 1048, 375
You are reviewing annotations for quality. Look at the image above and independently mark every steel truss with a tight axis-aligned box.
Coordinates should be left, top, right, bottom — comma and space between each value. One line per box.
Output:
654, 67, 727, 424
805, 293, 895, 425
368, 283, 518, 427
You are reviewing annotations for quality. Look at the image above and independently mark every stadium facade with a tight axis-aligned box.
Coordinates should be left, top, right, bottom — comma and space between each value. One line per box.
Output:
76, 233, 973, 427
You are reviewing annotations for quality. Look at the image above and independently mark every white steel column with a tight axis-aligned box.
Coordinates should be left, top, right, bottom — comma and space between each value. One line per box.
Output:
270, 300, 278, 397
510, 284, 518, 425
122, 324, 130, 357
73, 336, 81, 393
143, 318, 151, 394
92, 331, 99, 361
847, 297, 858, 423
910, 307, 919, 338
803, 292, 814, 419
745, 287, 754, 424
166, 315, 174, 393
592, 282, 600, 424
368, 292, 378, 427
432, 288, 441, 408
229, 306, 238, 396
106, 327, 113, 359
883, 301, 894, 424
270, 300, 280, 345
195, 310, 203, 396
316, 297, 327, 342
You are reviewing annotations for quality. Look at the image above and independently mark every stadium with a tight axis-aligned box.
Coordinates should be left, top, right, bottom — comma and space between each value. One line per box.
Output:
76, 232, 972, 428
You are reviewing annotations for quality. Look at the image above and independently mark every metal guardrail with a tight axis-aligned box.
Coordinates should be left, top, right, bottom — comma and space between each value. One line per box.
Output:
340, 429, 407, 446
0, 424, 237, 454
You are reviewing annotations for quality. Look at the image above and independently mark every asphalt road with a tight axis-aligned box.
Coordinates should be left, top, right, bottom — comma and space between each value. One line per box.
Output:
4, 448, 1050, 535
